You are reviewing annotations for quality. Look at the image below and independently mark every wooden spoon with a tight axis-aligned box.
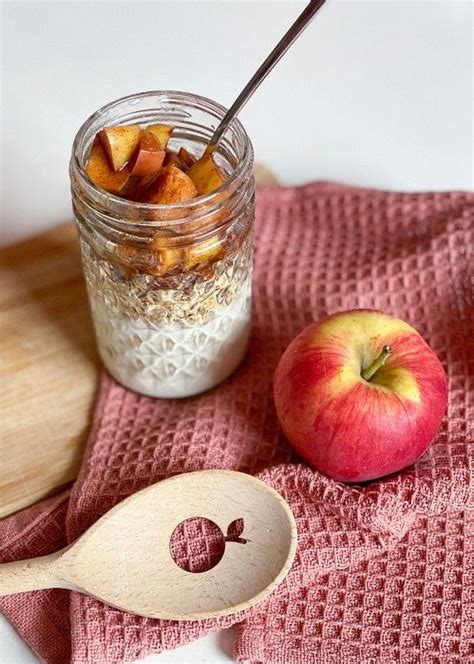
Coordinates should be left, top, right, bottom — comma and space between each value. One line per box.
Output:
0, 470, 297, 620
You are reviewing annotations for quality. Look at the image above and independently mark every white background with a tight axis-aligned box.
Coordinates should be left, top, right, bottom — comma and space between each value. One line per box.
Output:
0, 1, 472, 663
1, 1, 472, 248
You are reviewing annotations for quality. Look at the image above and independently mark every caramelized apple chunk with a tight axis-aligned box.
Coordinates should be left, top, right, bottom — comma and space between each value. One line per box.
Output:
146, 124, 173, 150
178, 147, 196, 169
187, 154, 226, 195
86, 140, 132, 195
163, 151, 188, 171
183, 237, 223, 270
100, 125, 141, 171
130, 131, 166, 177
150, 234, 182, 276
141, 165, 197, 204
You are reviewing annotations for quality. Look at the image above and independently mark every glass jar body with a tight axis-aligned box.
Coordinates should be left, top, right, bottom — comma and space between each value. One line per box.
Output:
70, 91, 254, 398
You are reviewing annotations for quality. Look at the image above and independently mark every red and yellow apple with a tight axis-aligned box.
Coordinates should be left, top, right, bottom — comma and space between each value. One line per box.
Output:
273, 309, 447, 483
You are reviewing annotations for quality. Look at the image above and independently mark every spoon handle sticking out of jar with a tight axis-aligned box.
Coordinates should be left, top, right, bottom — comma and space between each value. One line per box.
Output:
205, 0, 327, 156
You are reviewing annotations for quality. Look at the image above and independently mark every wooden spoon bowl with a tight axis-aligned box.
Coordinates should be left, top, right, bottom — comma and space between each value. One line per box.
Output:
0, 470, 297, 620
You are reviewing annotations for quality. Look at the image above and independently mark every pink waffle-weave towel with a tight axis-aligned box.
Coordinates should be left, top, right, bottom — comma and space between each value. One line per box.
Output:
0, 183, 472, 664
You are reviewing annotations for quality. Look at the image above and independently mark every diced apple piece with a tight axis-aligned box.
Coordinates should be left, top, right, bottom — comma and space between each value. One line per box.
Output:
86, 141, 131, 195
187, 154, 226, 195
128, 171, 160, 199
119, 175, 142, 200
114, 243, 142, 268
146, 123, 173, 150
141, 165, 197, 204
178, 147, 196, 168
100, 124, 141, 171
130, 131, 165, 177
184, 237, 223, 270
163, 151, 188, 170
150, 234, 182, 275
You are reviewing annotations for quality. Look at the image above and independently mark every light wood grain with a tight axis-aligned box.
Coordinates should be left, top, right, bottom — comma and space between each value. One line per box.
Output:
0, 470, 297, 619
0, 164, 278, 519
0, 551, 68, 594
0, 224, 99, 518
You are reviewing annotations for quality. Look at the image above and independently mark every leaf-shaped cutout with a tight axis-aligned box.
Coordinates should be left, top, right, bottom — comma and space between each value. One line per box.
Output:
227, 518, 244, 538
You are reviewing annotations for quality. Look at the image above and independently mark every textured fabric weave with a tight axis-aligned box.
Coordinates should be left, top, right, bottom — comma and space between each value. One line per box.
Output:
0, 183, 472, 663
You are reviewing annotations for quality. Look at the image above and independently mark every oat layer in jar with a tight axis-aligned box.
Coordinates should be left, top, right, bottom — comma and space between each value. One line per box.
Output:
70, 91, 254, 398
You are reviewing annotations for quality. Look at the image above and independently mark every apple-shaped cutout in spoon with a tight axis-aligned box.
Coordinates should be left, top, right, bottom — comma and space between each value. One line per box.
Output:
170, 516, 248, 573
0, 471, 297, 620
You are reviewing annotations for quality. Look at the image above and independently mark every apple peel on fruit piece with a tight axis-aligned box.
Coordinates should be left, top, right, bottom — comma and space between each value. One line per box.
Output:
130, 131, 166, 177
86, 140, 132, 195
100, 125, 141, 172
273, 309, 448, 484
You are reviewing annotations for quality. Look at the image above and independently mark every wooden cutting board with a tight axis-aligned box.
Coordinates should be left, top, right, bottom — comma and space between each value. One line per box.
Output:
0, 165, 278, 519
0, 224, 99, 518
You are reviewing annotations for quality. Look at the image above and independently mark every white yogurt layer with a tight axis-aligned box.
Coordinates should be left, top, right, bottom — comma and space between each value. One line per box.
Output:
90, 286, 251, 398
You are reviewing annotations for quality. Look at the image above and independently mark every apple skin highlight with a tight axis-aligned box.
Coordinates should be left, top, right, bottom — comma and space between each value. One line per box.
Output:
273, 310, 448, 483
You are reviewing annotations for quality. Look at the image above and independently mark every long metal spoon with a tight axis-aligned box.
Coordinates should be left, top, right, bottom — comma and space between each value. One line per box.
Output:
205, 0, 327, 156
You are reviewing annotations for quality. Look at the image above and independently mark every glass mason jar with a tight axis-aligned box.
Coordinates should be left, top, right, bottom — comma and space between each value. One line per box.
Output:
70, 91, 254, 398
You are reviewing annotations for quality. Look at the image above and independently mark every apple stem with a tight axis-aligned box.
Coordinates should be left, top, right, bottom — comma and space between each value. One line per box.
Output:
224, 536, 247, 544
361, 345, 393, 381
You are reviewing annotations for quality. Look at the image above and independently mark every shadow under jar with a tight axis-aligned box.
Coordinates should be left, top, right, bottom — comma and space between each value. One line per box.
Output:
70, 91, 255, 398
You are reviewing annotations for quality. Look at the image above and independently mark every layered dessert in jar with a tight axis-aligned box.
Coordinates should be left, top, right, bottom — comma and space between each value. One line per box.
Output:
70, 92, 254, 398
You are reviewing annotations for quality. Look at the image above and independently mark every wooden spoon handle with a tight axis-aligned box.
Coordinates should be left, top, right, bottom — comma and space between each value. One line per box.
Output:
0, 551, 64, 596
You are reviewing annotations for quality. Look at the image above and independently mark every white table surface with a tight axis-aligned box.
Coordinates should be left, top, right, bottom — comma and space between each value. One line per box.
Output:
0, 614, 234, 664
